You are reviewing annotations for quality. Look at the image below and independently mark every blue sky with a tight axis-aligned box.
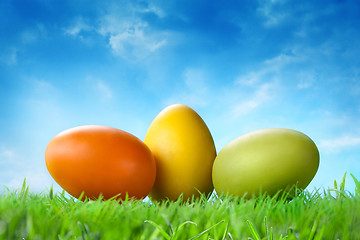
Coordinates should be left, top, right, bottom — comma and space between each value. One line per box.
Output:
1, 0, 360, 194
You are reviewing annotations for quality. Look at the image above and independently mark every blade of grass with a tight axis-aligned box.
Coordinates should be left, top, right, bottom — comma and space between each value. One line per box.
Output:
288, 227, 299, 240
190, 220, 225, 240
49, 185, 54, 200
269, 227, 273, 240
175, 220, 197, 232
77, 221, 90, 240
221, 221, 229, 240
246, 220, 261, 240
264, 216, 268, 237
307, 220, 318, 240
340, 172, 347, 192
350, 173, 360, 196
172, 221, 197, 239
228, 232, 234, 240
144, 220, 171, 240
20, 178, 29, 201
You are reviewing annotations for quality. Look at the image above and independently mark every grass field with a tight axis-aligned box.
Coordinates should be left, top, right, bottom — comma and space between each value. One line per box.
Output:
1, 173, 360, 240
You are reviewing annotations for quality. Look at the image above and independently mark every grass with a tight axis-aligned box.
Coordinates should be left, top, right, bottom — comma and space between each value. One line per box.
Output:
1, 173, 360, 240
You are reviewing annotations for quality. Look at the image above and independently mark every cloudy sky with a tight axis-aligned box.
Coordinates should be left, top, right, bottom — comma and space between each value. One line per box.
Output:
1, 0, 360, 194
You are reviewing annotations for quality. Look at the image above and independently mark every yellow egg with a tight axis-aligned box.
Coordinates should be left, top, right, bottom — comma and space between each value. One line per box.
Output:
144, 104, 216, 201
212, 128, 319, 198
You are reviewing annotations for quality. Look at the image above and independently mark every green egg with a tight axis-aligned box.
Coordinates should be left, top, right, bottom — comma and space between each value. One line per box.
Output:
212, 128, 320, 198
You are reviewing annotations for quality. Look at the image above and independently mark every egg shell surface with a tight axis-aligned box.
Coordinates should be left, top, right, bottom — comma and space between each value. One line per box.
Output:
144, 104, 217, 201
212, 128, 319, 198
45, 125, 156, 200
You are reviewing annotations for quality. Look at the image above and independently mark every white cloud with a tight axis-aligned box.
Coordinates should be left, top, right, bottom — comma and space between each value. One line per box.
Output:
108, 22, 167, 58
64, 17, 93, 36
101, 3, 169, 58
24, 77, 60, 101
73, 2, 169, 59
0, 149, 15, 159
84, 76, 113, 100
62, 2, 171, 59
9, 49, 17, 65
164, 68, 210, 107
21, 24, 46, 44
148, 39, 167, 52
257, 0, 289, 27
236, 71, 265, 86
1, 47, 18, 65
320, 136, 360, 152
236, 53, 301, 86
351, 84, 360, 96
21, 30, 38, 43
264, 53, 300, 68
232, 82, 275, 118
233, 100, 260, 114
96, 80, 113, 100
231, 53, 302, 119
296, 71, 316, 89
32, 79, 56, 92
184, 68, 208, 94
0, 147, 18, 169
139, 3, 166, 18
297, 81, 312, 89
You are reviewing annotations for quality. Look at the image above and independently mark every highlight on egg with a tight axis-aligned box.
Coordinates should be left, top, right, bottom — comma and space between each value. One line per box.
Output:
144, 104, 217, 201
45, 125, 156, 201
212, 128, 320, 199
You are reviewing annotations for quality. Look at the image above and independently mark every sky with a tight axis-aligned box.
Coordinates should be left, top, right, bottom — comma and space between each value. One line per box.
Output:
1, 0, 360, 195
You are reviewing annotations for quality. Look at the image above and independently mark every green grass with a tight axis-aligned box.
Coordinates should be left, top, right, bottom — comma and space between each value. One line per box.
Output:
1, 173, 360, 240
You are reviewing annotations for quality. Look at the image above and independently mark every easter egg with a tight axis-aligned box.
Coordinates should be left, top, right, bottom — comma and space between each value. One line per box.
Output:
212, 128, 319, 198
45, 125, 156, 200
144, 104, 216, 201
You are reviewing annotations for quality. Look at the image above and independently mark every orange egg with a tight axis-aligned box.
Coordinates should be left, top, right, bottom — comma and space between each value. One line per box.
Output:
45, 125, 156, 201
